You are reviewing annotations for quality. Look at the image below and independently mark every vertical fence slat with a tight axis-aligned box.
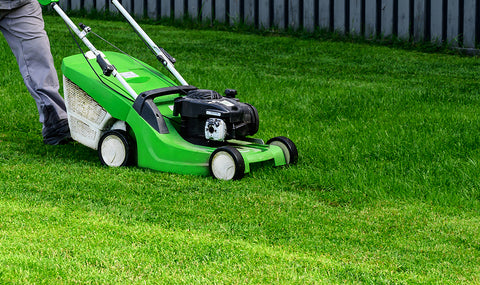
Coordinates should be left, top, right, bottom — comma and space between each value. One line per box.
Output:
381, 0, 394, 36
188, 0, 199, 19
258, 0, 270, 28
71, 0, 81, 10
430, 1, 443, 42
134, 0, 144, 17
273, 0, 286, 28
447, 0, 460, 44
350, 0, 362, 35
365, 0, 377, 37
161, 0, 171, 18
334, 0, 345, 32
118, 0, 132, 14
414, 0, 425, 41
84, 0, 94, 11
319, 0, 330, 29
58, 0, 68, 10
304, 0, 315, 31
244, 0, 255, 25
174, 0, 184, 20
229, 0, 241, 24
397, 0, 410, 39
215, 0, 226, 22
289, 0, 300, 30
464, 0, 476, 47
202, 0, 213, 21
147, 0, 158, 19
95, 0, 106, 11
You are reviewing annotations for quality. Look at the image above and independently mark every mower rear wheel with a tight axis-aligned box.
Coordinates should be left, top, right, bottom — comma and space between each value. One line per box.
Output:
267, 136, 298, 165
209, 146, 245, 180
98, 130, 133, 167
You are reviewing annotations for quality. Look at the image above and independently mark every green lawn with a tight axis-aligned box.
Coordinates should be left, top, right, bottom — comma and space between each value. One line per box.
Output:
0, 15, 479, 283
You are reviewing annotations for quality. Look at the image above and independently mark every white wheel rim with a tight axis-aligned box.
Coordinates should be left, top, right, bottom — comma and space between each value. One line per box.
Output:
270, 141, 291, 164
211, 151, 236, 180
101, 135, 127, 167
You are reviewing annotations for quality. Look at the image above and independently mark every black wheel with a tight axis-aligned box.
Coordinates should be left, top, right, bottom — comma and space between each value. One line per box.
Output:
267, 136, 298, 165
98, 130, 134, 167
209, 146, 245, 180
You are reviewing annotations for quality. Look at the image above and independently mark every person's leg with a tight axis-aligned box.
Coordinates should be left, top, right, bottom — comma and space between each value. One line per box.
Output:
0, 0, 69, 145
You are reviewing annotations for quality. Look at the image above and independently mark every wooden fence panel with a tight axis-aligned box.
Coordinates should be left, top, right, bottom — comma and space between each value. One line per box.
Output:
62, 0, 480, 48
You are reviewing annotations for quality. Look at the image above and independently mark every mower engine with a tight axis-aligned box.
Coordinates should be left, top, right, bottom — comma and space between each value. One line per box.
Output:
173, 89, 259, 145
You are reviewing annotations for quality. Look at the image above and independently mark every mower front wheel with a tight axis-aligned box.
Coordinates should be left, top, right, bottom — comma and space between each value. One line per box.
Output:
98, 130, 134, 167
209, 146, 245, 180
267, 136, 298, 165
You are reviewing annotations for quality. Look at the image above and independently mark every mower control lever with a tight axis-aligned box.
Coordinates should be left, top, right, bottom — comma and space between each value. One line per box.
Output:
78, 23, 91, 33
96, 54, 114, 76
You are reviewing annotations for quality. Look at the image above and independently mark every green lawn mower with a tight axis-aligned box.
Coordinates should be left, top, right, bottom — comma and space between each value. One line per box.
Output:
41, 0, 298, 180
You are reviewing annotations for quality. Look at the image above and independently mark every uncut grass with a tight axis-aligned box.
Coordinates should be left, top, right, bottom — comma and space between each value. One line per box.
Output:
0, 16, 479, 283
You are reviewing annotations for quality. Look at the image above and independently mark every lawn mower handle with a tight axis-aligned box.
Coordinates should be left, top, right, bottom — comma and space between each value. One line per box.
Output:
49, 2, 139, 99
110, 0, 189, 86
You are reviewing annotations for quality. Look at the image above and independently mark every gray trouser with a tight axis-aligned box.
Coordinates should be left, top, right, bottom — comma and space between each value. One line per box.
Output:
0, 0, 67, 128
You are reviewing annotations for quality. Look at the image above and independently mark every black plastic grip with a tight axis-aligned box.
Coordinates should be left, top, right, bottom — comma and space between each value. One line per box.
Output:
96, 54, 114, 76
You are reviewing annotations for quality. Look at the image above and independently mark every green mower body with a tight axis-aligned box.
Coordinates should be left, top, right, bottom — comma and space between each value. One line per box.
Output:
62, 51, 292, 179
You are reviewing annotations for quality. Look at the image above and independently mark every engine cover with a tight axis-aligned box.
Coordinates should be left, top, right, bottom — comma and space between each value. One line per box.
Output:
173, 89, 259, 145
